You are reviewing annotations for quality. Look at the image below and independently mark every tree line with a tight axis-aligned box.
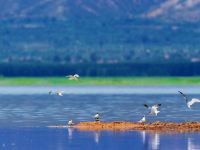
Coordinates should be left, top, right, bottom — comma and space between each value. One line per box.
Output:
0, 62, 200, 77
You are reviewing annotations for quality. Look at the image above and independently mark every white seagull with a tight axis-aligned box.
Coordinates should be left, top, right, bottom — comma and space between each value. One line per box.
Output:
138, 115, 146, 123
66, 74, 79, 80
144, 104, 161, 116
67, 120, 74, 127
178, 91, 200, 109
94, 113, 100, 122
55, 91, 64, 96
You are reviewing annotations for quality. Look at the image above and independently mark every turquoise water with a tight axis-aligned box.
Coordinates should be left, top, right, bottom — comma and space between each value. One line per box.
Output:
0, 86, 200, 149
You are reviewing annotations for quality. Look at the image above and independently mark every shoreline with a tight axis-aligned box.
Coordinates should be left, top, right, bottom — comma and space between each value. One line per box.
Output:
49, 121, 200, 132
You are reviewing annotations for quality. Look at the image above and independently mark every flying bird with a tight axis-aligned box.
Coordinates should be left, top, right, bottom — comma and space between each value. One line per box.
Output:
138, 115, 146, 123
144, 104, 161, 116
55, 91, 64, 96
94, 113, 100, 122
178, 91, 200, 109
48, 91, 53, 95
66, 74, 79, 80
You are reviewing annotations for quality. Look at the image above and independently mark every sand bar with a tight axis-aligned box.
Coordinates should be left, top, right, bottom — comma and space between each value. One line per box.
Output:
49, 121, 200, 132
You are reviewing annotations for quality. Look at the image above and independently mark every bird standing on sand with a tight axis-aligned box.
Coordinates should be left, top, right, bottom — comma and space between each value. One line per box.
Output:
138, 115, 146, 123
144, 104, 161, 116
178, 91, 200, 109
55, 91, 64, 96
67, 120, 74, 127
94, 113, 100, 122
66, 74, 79, 80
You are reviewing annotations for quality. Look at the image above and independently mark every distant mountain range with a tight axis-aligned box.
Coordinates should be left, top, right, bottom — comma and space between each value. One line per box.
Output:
0, 0, 200, 64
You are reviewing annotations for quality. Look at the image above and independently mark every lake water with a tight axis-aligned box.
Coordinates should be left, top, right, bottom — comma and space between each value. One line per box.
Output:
0, 86, 200, 150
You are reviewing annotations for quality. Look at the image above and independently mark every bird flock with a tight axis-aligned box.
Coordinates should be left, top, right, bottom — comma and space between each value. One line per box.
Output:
48, 74, 200, 126
48, 74, 79, 97
138, 91, 200, 123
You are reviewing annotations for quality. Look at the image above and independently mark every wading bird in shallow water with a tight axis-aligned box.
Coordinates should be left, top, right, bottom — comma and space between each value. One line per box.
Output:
138, 115, 146, 123
66, 74, 79, 80
178, 91, 200, 109
94, 113, 100, 122
143, 104, 161, 116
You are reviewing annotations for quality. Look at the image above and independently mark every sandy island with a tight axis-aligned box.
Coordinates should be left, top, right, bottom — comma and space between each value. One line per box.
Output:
48, 121, 200, 132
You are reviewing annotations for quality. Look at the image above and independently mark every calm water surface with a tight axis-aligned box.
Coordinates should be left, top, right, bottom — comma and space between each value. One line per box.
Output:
0, 128, 200, 150
0, 86, 200, 150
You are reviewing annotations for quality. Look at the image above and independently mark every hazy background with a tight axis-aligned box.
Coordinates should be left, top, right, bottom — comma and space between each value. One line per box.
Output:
0, 0, 200, 76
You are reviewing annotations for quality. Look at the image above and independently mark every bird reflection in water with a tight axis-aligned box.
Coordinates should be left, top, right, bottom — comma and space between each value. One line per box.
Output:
150, 133, 160, 150
188, 137, 200, 150
67, 127, 74, 140
140, 131, 160, 150
140, 131, 146, 144
94, 131, 100, 144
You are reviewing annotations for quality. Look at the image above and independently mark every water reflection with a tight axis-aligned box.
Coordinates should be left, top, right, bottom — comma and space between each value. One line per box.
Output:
0, 128, 200, 150
188, 137, 200, 150
64, 130, 200, 150
139, 131, 200, 150
67, 128, 74, 140
94, 131, 100, 144
139, 131, 160, 150
140, 131, 146, 144
150, 133, 160, 150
